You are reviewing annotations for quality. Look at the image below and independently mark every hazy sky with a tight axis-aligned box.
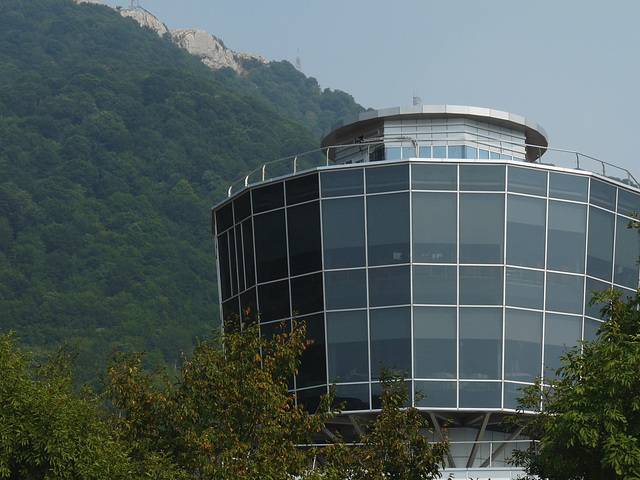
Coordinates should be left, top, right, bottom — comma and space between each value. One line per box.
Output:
102, 0, 640, 179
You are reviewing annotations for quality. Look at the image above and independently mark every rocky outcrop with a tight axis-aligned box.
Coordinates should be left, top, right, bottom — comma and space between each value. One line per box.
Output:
75, 1, 269, 74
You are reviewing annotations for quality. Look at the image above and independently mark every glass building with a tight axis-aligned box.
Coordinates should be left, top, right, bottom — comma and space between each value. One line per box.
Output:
212, 106, 640, 478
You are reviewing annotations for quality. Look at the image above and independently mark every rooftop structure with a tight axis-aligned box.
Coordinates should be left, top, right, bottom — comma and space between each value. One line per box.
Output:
212, 106, 640, 479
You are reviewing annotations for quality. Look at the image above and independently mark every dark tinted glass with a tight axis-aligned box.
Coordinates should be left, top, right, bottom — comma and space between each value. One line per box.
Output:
334, 383, 370, 410
234, 225, 245, 292
507, 195, 546, 268
508, 166, 547, 196
286, 173, 318, 205
322, 197, 366, 268
367, 193, 410, 265
413, 265, 457, 304
216, 202, 233, 232
414, 307, 456, 379
460, 194, 504, 264
287, 202, 322, 276
549, 172, 588, 201
370, 307, 411, 379
585, 277, 609, 319
416, 381, 456, 408
615, 215, 640, 287
413, 193, 456, 263
321, 168, 364, 197
254, 210, 288, 282
411, 163, 457, 190
296, 386, 327, 412
241, 219, 255, 288
459, 266, 503, 305
233, 192, 251, 222
618, 189, 640, 217
228, 228, 238, 297
546, 273, 584, 315
257, 280, 290, 321
590, 179, 616, 211
460, 308, 502, 380
369, 266, 411, 307
327, 310, 368, 384
252, 182, 284, 213
544, 313, 581, 378
547, 201, 586, 273
366, 164, 409, 193
240, 287, 257, 320
217, 232, 231, 301
296, 314, 326, 388
505, 309, 542, 382
460, 382, 501, 408
222, 296, 240, 322
460, 165, 505, 191
290, 273, 324, 316
506, 268, 544, 310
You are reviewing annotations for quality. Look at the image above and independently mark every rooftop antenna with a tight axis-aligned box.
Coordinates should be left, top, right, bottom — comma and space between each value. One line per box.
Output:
128, 0, 141, 10
295, 49, 302, 72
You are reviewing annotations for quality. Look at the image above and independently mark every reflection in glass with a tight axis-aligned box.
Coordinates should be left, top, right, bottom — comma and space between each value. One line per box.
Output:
615, 215, 640, 288
506, 268, 544, 310
414, 307, 456, 379
549, 172, 588, 202
546, 273, 584, 315
286, 173, 318, 205
411, 163, 457, 190
257, 280, 290, 322
414, 265, 457, 304
590, 179, 616, 211
325, 269, 367, 310
367, 193, 410, 265
296, 314, 326, 388
460, 308, 502, 379
252, 182, 284, 213
460, 165, 505, 191
413, 193, 456, 263
618, 189, 640, 217
334, 383, 370, 410
547, 201, 586, 274
507, 195, 546, 268
508, 166, 547, 196
254, 210, 288, 282
370, 307, 411, 379
584, 319, 602, 342
369, 266, 411, 307
460, 266, 503, 305
505, 309, 542, 382
544, 313, 581, 378
322, 197, 365, 269
460, 194, 504, 263
233, 192, 251, 223
366, 164, 409, 193
288, 202, 322, 276
321, 169, 364, 197
327, 310, 369, 383
585, 277, 609, 319
587, 207, 614, 281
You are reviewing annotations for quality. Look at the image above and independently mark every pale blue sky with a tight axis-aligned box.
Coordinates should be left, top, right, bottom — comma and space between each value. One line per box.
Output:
103, 0, 640, 179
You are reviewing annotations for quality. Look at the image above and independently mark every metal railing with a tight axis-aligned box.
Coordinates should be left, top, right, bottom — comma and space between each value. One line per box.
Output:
226, 138, 639, 197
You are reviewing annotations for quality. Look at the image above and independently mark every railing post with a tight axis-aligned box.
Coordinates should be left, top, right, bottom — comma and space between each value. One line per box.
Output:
294, 156, 298, 174
576, 152, 580, 170
326, 147, 330, 166
262, 164, 266, 181
227, 186, 232, 197
602, 161, 606, 176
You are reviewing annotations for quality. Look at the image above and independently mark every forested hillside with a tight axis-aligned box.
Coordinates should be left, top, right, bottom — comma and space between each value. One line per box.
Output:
0, 0, 365, 384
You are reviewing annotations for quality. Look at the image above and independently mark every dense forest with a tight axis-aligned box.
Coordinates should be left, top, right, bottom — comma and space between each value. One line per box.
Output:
0, 0, 365, 384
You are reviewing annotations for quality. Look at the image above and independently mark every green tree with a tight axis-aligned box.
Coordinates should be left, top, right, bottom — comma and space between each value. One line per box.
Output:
512, 289, 640, 480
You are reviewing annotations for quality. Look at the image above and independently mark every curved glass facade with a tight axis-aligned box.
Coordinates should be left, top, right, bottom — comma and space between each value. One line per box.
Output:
215, 161, 640, 412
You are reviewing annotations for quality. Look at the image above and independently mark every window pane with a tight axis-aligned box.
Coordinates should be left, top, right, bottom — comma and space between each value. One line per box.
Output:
252, 182, 284, 213
546, 273, 584, 315
587, 207, 614, 281
460, 307, 502, 380
618, 189, 640, 217
322, 197, 366, 268
590, 179, 616, 211
321, 168, 364, 197
547, 201, 586, 274
505, 309, 542, 382
366, 164, 409, 193
290, 273, 324, 316
288, 202, 322, 276
335, 383, 370, 410
504, 383, 528, 410
286, 173, 318, 205
233, 192, 251, 223
413, 193, 457, 263
584, 319, 602, 342
327, 310, 369, 383
367, 193, 410, 265
296, 314, 326, 388
448, 145, 464, 159
460, 266, 503, 305
433, 146, 446, 158
549, 172, 588, 202
416, 381, 457, 408
460, 165, 505, 191
615, 215, 640, 288
460, 382, 501, 408
460, 194, 504, 263
216, 202, 233, 233
258, 280, 290, 322
411, 163, 457, 190
217, 231, 232, 301
241, 219, 255, 288
325, 269, 367, 310
506, 268, 544, 310
508, 166, 547, 196
414, 307, 456, 379
414, 265, 457, 304
369, 266, 411, 307
254, 210, 288, 282
370, 307, 411, 379
544, 313, 581, 378
507, 195, 546, 268
585, 277, 609, 319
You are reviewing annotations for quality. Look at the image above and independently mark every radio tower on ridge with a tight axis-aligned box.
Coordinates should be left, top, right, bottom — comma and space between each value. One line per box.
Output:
295, 49, 302, 72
